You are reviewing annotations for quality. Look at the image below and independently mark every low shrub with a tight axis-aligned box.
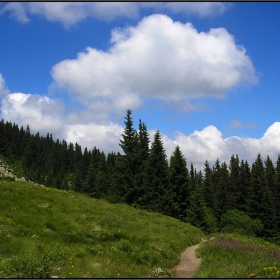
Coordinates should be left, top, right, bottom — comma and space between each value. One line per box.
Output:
220, 209, 263, 236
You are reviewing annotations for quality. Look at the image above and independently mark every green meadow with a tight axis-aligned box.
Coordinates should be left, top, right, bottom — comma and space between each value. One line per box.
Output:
0, 178, 204, 278
2, 175, 280, 278
195, 233, 280, 278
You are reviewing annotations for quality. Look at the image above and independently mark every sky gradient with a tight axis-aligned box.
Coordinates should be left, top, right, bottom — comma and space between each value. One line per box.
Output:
0, 2, 279, 170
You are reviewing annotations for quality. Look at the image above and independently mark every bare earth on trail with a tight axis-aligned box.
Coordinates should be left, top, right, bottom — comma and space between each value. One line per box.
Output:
173, 243, 201, 278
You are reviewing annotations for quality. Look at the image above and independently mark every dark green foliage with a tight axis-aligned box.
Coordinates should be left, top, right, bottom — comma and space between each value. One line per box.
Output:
145, 130, 171, 215
106, 152, 127, 203
203, 160, 219, 219
169, 145, 190, 221
220, 209, 263, 236
238, 159, 251, 214
134, 120, 150, 208
119, 109, 139, 205
228, 155, 240, 209
186, 170, 217, 234
212, 159, 229, 220
249, 154, 277, 238
275, 155, 280, 231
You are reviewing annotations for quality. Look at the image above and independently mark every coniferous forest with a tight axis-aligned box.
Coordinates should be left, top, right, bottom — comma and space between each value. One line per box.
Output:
1, 109, 280, 243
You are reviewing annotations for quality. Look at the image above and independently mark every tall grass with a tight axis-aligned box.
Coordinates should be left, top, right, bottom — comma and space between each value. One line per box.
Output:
0, 179, 204, 278
195, 233, 280, 278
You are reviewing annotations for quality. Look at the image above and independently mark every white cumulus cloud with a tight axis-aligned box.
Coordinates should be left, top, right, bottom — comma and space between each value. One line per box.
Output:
0, 92, 65, 137
65, 122, 123, 154
0, 91, 124, 154
159, 122, 280, 171
51, 14, 257, 116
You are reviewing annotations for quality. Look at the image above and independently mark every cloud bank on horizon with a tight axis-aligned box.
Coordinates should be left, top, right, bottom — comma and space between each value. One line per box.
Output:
0, 2, 279, 170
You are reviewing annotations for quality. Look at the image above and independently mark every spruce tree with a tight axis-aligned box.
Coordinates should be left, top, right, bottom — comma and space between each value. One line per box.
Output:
146, 130, 171, 215
203, 160, 218, 219
238, 159, 251, 214
169, 145, 190, 221
134, 120, 150, 207
119, 109, 138, 204
94, 151, 108, 198
213, 160, 229, 221
250, 154, 277, 238
107, 152, 127, 203
275, 155, 280, 232
85, 163, 96, 196
228, 155, 240, 210
186, 170, 217, 234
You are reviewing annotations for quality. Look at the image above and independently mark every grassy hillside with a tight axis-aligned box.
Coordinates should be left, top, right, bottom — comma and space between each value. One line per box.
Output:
0, 178, 204, 278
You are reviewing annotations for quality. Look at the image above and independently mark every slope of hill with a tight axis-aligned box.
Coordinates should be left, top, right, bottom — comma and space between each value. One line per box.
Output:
0, 177, 204, 278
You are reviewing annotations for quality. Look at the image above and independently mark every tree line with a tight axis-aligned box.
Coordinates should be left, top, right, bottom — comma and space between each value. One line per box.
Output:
1, 110, 280, 243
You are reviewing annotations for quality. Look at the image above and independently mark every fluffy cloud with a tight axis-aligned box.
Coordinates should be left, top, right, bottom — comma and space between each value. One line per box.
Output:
65, 122, 123, 154
0, 92, 124, 154
0, 74, 9, 97
0, 2, 230, 27
51, 14, 257, 115
159, 123, 280, 171
0, 92, 65, 137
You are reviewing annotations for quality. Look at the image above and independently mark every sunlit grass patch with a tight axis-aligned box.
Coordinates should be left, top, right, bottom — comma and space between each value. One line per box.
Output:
195, 233, 280, 278
0, 179, 204, 278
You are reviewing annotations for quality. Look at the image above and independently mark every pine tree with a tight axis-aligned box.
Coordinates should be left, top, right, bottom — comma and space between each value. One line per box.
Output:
146, 130, 171, 215
228, 155, 240, 210
249, 154, 277, 238
94, 151, 108, 198
169, 145, 190, 221
134, 120, 150, 207
203, 160, 218, 218
212, 160, 229, 221
119, 109, 139, 204
238, 159, 251, 214
264, 155, 278, 236
85, 163, 97, 196
107, 152, 127, 203
275, 155, 280, 232
186, 170, 217, 234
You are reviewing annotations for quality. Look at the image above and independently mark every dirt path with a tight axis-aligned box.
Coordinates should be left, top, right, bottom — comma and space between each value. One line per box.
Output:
173, 243, 202, 278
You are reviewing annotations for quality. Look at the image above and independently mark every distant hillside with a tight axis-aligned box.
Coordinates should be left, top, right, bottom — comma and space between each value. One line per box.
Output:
0, 178, 204, 278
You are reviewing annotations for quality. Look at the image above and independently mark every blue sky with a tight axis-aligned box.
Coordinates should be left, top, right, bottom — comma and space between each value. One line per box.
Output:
0, 2, 280, 170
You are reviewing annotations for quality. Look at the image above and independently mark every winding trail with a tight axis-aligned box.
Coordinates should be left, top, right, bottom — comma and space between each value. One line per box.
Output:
173, 243, 202, 278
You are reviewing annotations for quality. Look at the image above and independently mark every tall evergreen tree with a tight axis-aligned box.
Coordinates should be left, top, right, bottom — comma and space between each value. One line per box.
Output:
186, 170, 217, 234
249, 154, 277, 238
119, 109, 139, 204
146, 130, 171, 215
228, 155, 240, 210
169, 145, 190, 221
212, 160, 229, 221
275, 155, 280, 232
134, 120, 150, 207
238, 159, 251, 214
107, 152, 127, 203
203, 160, 218, 218
94, 151, 109, 198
